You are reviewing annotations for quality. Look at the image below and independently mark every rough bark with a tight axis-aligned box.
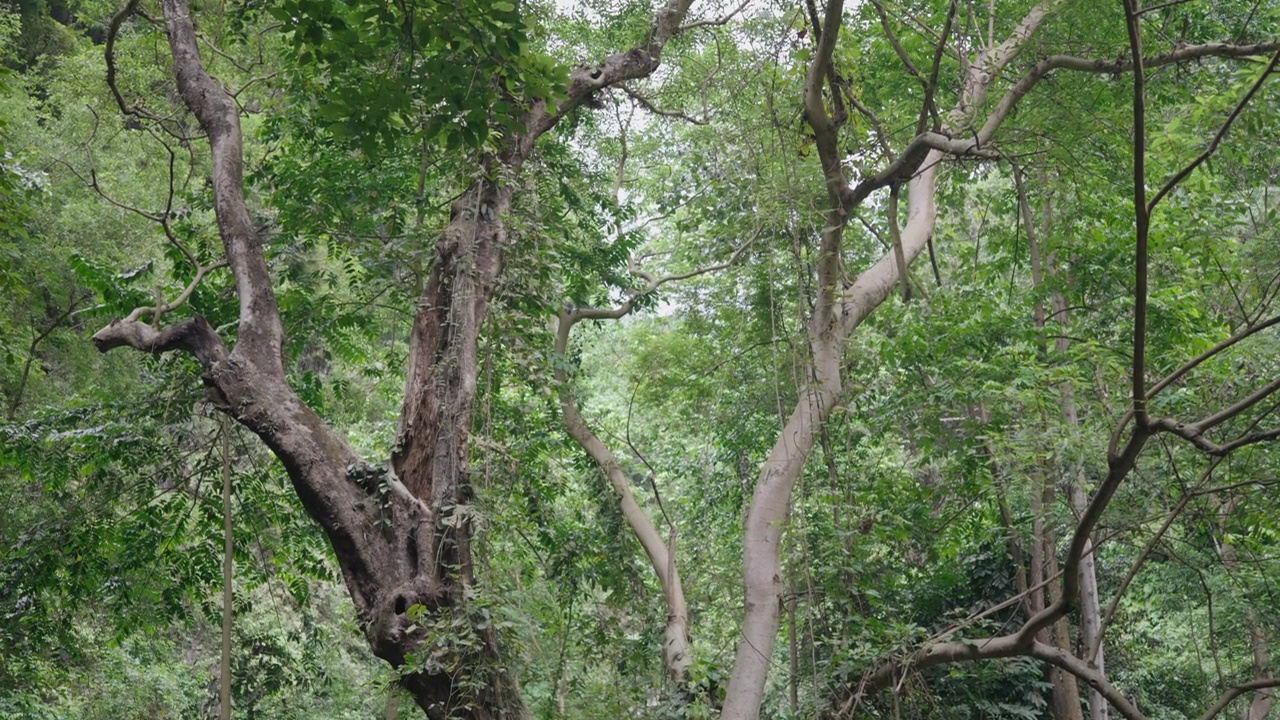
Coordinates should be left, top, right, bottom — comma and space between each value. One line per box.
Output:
92, 0, 695, 716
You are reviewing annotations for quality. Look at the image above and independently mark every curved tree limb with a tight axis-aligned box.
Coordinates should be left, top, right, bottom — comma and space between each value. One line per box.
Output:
553, 315, 691, 682
867, 0, 925, 86
677, 0, 750, 32
552, 235, 753, 683
91, 314, 228, 368
1197, 680, 1280, 720
619, 84, 708, 125
105, 0, 152, 120
727, 5, 1064, 719
524, 0, 696, 141
1030, 642, 1146, 720
1147, 48, 1280, 214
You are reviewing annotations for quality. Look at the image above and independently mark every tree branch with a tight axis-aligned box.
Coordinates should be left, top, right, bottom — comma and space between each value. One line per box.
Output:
916, 0, 958, 136
1109, 313, 1280, 457
105, 0, 157, 121
977, 41, 1280, 150
867, 0, 926, 86
1147, 48, 1280, 214
1197, 679, 1280, 720
1029, 642, 1147, 720
677, 0, 749, 32
887, 184, 910, 301
161, 0, 284, 376
618, 84, 708, 125
803, 0, 849, 207
526, 0, 696, 139
1124, 0, 1150, 425
92, 314, 229, 368
563, 233, 754, 327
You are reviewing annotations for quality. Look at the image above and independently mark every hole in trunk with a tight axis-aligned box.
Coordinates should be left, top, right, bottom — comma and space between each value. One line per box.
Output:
394, 596, 408, 615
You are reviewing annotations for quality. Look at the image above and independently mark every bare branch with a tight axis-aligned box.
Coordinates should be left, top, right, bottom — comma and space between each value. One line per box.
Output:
1110, 314, 1280, 455
845, 92, 896, 160
1194, 376, 1280, 433
916, 0, 958, 136
8, 292, 93, 419
619, 84, 708, 125
128, 260, 229, 325
867, 0, 925, 86
677, 0, 749, 32
1151, 416, 1280, 456
1197, 680, 1280, 720
92, 314, 228, 368
106, 0, 158, 121
564, 233, 755, 328
1124, 0, 1150, 425
197, 32, 261, 74
978, 41, 1280, 149
1092, 457, 1223, 661
1147, 48, 1280, 214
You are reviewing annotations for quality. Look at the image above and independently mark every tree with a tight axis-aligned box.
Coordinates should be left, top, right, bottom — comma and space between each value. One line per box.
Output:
87, 0, 706, 715
13, 0, 1280, 718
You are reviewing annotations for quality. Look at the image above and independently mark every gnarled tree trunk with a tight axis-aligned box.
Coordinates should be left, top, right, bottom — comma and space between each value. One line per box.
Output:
91, 0, 694, 716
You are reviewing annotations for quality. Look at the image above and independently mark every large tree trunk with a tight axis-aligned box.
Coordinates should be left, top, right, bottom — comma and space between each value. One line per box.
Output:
92, 0, 695, 716
379, 176, 531, 719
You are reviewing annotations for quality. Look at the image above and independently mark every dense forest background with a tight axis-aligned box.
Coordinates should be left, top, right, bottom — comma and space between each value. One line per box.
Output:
1, 0, 1279, 718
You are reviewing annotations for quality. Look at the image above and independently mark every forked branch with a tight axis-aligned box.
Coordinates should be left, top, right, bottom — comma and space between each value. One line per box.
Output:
1147, 48, 1280, 214
562, 234, 754, 327
526, 0, 696, 139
